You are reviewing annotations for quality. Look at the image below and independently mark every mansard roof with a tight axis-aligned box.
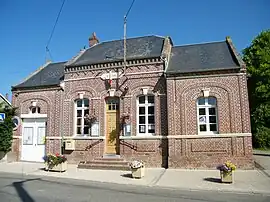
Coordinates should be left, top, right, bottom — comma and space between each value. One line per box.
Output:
12, 35, 244, 90
166, 39, 241, 74
67, 35, 165, 67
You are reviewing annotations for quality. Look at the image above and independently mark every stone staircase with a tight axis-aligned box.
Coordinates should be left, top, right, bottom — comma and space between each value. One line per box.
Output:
77, 156, 130, 171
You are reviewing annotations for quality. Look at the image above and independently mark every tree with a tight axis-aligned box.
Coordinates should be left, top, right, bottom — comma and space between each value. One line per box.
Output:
0, 102, 16, 153
243, 29, 270, 148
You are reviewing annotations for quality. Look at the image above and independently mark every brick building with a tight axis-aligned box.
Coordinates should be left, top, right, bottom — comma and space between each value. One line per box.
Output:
11, 34, 253, 168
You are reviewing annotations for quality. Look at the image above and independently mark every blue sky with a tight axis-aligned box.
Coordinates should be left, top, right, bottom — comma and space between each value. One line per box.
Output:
0, 0, 269, 98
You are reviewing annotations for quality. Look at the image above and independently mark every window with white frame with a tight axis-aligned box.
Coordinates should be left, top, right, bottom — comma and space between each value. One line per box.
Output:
197, 97, 218, 134
137, 95, 155, 135
75, 98, 90, 136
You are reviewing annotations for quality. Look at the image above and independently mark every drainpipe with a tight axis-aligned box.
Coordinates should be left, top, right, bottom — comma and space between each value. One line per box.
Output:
60, 81, 65, 155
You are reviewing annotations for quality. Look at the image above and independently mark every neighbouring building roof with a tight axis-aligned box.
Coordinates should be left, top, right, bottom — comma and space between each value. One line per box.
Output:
12, 62, 66, 89
0, 93, 12, 107
166, 41, 241, 74
67, 35, 165, 67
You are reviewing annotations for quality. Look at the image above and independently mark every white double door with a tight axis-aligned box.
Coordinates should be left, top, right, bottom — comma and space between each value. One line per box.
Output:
21, 118, 46, 162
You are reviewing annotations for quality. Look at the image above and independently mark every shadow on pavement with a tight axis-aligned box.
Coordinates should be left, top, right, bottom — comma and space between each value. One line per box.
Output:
121, 173, 133, 178
203, 177, 221, 183
12, 178, 41, 202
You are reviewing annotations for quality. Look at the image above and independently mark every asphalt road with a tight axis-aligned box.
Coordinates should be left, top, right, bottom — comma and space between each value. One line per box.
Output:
0, 172, 269, 202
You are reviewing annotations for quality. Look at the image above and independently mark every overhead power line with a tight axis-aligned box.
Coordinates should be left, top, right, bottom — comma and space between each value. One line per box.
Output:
123, 0, 135, 74
125, 0, 135, 18
45, 0, 66, 62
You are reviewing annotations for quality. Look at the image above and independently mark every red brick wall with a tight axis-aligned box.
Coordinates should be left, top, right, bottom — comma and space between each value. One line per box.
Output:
63, 139, 104, 164
119, 138, 167, 167
166, 74, 251, 136
168, 135, 253, 169
166, 73, 253, 168
63, 63, 166, 137
11, 88, 63, 159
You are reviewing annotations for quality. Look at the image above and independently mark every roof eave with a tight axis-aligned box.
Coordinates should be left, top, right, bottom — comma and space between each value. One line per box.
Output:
165, 66, 241, 75
226, 36, 246, 69
12, 84, 61, 91
67, 55, 162, 68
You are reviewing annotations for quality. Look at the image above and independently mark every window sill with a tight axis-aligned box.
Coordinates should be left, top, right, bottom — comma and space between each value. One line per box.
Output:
69, 136, 105, 140
120, 135, 164, 140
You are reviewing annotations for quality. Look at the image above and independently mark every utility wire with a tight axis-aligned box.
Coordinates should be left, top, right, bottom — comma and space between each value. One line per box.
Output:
123, 0, 135, 75
125, 0, 135, 18
45, 0, 66, 61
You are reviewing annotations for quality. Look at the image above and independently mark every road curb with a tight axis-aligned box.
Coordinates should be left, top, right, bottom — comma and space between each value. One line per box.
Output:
1, 170, 270, 196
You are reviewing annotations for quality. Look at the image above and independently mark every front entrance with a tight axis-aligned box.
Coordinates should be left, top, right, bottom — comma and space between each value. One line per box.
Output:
21, 118, 46, 162
105, 97, 120, 154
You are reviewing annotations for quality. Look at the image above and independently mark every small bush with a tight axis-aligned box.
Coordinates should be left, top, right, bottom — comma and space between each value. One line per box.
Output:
253, 126, 270, 149
0, 103, 16, 153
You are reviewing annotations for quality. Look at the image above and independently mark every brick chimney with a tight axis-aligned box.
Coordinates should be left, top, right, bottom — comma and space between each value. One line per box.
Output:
89, 32, 99, 47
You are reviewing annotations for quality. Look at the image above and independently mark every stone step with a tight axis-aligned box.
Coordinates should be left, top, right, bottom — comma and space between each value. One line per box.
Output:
85, 160, 129, 165
77, 163, 130, 171
94, 157, 125, 161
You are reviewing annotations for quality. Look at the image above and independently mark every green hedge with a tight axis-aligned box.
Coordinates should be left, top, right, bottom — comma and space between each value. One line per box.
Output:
0, 103, 16, 153
253, 126, 270, 149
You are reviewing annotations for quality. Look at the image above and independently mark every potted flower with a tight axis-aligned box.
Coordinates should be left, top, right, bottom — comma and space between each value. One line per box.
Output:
43, 153, 67, 172
130, 160, 145, 178
84, 112, 97, 125
217, 161, 236, 183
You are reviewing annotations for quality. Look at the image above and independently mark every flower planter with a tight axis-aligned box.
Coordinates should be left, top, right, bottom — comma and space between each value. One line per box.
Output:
220, 171, 233, 183
45, 161, 67, 172
131, 165, 145, 178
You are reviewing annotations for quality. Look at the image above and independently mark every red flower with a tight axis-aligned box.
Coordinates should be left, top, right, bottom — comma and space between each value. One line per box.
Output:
56, 153, 60, 156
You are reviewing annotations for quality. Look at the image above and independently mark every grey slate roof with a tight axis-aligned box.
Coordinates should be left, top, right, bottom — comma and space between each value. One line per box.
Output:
67, 35, 165, 67
166, 41, 240, 74
13, 62, 66, 89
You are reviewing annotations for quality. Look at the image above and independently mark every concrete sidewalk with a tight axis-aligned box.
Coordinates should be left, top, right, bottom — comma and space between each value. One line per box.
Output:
0, 161, 270, 195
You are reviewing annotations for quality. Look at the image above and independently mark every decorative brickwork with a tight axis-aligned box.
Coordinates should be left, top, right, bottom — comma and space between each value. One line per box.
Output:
166, 75, 251, 136
168, 136, 253, 169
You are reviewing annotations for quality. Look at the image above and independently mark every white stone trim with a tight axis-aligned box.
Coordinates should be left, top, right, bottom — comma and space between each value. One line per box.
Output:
64, 70, 164, 82
125, 70, 164, 76
120, 133, 251, 140
68, 136, 105, 140
43, 133, 251, 140
120, 135, 164, 140
21, 114, 47, 119
167, 133, 252, 139
45, 136, 62, 140
13, 136, 22, 139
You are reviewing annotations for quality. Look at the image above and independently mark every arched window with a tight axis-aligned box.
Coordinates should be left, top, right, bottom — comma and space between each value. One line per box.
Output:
75, 98, 89, 136
137, 95, 155, 135
197, 97, 218, 134
29, 106, 41, 114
